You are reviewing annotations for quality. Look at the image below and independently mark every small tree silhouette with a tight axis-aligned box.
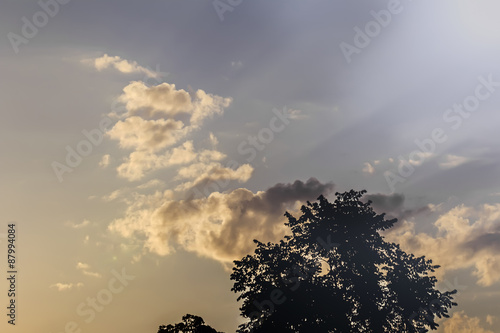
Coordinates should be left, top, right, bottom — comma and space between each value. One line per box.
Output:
158, 314, 222, 333
231, 190, 457, 332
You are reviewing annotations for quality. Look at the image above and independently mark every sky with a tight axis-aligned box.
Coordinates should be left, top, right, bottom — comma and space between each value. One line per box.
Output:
1, 0, 500, 332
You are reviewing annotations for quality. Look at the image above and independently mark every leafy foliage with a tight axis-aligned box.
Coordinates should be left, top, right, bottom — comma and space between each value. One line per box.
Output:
231, 190, 457, 332
158, 314, 222, 333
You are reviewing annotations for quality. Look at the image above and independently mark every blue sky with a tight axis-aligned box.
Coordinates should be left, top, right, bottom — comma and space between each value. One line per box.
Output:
1, 1, 500, 332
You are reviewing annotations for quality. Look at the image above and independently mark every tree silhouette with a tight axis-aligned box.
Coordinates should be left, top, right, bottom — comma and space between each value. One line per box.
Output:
158, 314, 223, 333
231, 190, 457, 332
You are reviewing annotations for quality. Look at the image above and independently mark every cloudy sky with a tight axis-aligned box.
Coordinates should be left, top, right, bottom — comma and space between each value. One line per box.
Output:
1, 0, 500, 332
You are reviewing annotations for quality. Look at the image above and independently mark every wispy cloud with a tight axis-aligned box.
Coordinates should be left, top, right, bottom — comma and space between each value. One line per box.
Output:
441, 311, 493, 333
362, 162, 375, 175
50, 282, 84, 292
65, 220, 90, 229
85, 54, 160, 78
99, 154, 110, 168
439, 154, 471, 170
76, 262, 102, 278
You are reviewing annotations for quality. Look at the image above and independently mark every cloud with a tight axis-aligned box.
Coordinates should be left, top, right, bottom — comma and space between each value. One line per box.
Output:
115, 141, 226, 182
65, 220, 91, 229
208, 132, 218, 147
106, 80, 233, 182
107, 116, 186, 152
50, 282, 84, 292
286, 108, 308, 120
117, 81, 231, 124
76, 262, 102, 278
486, 315, 496, 326
119, 81, 193, 118
99, 154, 111, 168
88, 54, 159, 78
441, 311, 493, 333
108, 178, 334, 265
231, 60, 242, 69
362, 162, 375, 175
189, 89, 232, 127
174, 162, 253, 192
363, 192, 430, 221
137, 179, 165, 189
385, 203, 500, 286
263, 178, 334, 204
439, 154, 471, 170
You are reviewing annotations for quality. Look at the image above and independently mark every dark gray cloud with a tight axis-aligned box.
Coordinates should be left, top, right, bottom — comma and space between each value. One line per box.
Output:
264, 177, 335, 205
363, 192, 430, 222
463, 232, 500, 253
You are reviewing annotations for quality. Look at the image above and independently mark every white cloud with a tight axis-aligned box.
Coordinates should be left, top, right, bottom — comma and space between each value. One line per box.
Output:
115, 81, 231, 125
137, 179, 165, 189
486, 315, 496, 326
231, 60, 242, 69
362, 162, 375, 175
439, 154, 471, 170
65, 220, 90, 229
108, 178, 334, 265
189, 89, 232, 127
76, 262, 102, 278
118, 81, 193, 118
50, 282, 84, 292
208, 132, 218, 147
107, 116, 187, 152
441, 311, 493, 333
99, 154, 111, 168
174, 162, 253, 192
88, 54, 160, 78
115, 141, 225, 182
385, 203, 500, 286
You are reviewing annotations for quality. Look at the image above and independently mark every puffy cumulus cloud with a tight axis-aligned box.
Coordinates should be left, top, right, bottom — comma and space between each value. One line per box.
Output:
89, 54, 159, 78
105, 77, 232, 183
119, 81, 193, 117
385, 203, 500, 286
108, 178, 335, 265
50, 282, 84, 292
107, 116, 186, 152
117, 81, 232, 125
116, 141, 225, 182
174, 162, 253, 192
189, 89, 232, 128
441, 311, 493, 333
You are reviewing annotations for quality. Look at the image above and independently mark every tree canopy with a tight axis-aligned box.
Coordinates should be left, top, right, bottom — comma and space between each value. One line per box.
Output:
230, 190, 457, 332
158, 314, 222, 333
